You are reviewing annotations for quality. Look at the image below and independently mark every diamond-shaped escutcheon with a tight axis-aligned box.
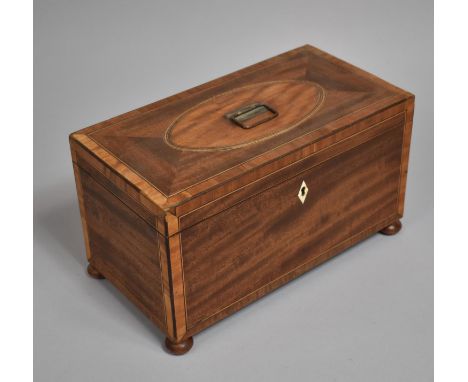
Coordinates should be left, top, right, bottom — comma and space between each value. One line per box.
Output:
298, 180, 308, 204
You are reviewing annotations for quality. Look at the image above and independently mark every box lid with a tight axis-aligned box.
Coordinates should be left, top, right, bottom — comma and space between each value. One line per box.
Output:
71, 45, 412, 217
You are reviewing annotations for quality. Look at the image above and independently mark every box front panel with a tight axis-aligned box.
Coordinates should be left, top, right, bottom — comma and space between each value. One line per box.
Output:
180, 119, 405, 331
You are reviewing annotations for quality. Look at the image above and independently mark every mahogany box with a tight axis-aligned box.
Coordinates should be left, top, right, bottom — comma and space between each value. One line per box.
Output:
69, 45, 414, 355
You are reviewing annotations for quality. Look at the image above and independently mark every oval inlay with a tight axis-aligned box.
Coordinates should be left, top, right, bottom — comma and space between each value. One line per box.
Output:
165, 80, 325, 151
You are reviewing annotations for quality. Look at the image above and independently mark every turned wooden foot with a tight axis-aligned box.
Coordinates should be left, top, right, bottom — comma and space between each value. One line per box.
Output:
165, 337, 193, 355
87, 264, 105, 279
379, 220, 402, 236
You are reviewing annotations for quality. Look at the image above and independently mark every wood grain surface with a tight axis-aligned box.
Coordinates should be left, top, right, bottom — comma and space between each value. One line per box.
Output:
165, 80, 325, 151
70, 45, 413, 215
78, 168, 167, 332
397, 95, 415, 216
181, 123, 404, 330
178, 111, 406, 230
69, 44, 415, 353
165, 214, 188, 341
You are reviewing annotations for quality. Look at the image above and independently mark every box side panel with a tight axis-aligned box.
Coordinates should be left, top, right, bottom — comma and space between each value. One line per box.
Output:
164, 215, 188, 341
72, 163, 92, 261
397, 95, 415, 216
78, 168, 167, 333
70, 134, 169, 224
180, 120, 405, 335
70, 138, 167, 233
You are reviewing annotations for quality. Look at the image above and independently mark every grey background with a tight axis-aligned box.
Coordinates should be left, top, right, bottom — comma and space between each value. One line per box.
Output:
34, 0, 433, 381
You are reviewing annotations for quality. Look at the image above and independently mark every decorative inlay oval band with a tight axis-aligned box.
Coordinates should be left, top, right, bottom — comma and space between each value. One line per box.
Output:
164, 80, 326, 152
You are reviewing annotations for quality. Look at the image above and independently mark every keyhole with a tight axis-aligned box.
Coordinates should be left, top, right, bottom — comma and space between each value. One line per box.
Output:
301, 186, 306, 196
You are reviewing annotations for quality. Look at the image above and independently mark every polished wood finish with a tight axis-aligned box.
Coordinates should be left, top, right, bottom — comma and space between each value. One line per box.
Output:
166, 80, 325, 151
72, 163, 92, 260
70, 45, 411, 213
165, 214, 188, 341
70, 44, 414, 354
78, 168, 166, 332
87, 264, 105, 279
398, 96, 415, 216
165, 336, 193, 356
185, 215, 399, 338
178, 111, 405, 230
182, 124, 403, 328
379, 220, 402, 235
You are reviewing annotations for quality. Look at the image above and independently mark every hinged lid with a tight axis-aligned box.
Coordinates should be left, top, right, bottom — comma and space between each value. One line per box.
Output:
70, 45, 411, 219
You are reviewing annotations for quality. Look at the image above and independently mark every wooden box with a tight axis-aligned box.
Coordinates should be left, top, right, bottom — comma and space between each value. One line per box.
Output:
70, 45, 414, 355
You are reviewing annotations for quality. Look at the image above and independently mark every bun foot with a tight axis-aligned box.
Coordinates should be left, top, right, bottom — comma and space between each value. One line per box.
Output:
87, 264, 105, 279
379, 220, 402, 236
165, 337, 193, 355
